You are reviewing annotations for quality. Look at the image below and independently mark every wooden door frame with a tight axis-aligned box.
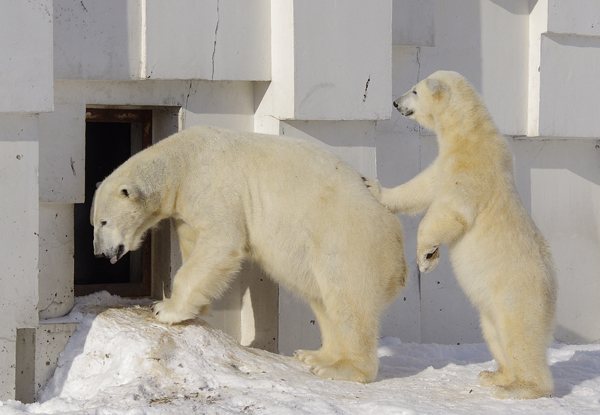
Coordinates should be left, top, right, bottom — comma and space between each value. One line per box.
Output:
75, 108, 153, 297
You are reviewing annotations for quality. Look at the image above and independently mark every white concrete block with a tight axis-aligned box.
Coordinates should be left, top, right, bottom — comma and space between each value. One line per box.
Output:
181, 81, 255, 131
417, 1, 482, 82
211, 0, 271, 81
145, 0, 270, 81
294, 1, 392, 120
280, 121, 377, 177
527, 0, 549, 136
514, 138, 600, 343
392, 0, 435, 46
539, 33, 600, 137
54, 0, 142, 80
38, 204, 75, 319
0, 114, 40, 142
533, 167, 600, 343
480, 0, 529, 136
278, 289, 321, 357
270, 1, 392, 121
38, 102, 86, 203
0, 0, 53, 112
0, 138, 39, 329
16, 329, 35, 403
269, 1, 295, 119
0, 328, 16, 401
238, 262, 278, 352
34, 323, 78, 398
144, 0, 214, 80
548, 0, 600, 37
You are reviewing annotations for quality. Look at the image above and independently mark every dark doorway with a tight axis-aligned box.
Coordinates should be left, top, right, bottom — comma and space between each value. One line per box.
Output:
74, 109, 152, 297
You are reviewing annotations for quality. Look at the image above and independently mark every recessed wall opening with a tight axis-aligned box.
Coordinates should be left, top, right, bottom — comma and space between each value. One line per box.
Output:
74, 108, 153, 297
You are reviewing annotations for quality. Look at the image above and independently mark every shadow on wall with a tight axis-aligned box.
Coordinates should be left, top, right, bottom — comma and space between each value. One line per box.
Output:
555, 325, 600, 347
490, 0, 537, 14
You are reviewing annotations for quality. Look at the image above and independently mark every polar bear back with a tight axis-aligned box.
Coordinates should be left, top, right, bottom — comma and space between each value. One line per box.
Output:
137, 125, 405, 304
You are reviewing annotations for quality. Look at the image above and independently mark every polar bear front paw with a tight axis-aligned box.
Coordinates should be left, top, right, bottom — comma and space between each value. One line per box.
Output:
418, 245, 440, 273
362, 177, 382, 200
152, 298, 198, 325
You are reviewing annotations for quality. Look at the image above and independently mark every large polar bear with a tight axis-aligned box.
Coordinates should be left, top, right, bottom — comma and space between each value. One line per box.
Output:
91, 125, 407, 383
367, 71, 557, 399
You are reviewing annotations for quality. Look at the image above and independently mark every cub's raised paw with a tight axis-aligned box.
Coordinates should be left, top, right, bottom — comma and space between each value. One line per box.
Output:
362, 177, 382, 200
152, 299, 197, 325
418, 245, 440, 273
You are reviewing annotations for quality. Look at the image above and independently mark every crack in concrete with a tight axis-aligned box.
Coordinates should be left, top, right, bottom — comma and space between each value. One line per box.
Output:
181, 81, 193, 129
211, 0, 220, 80
416, 47, 423, 136
363, 76, 371, 102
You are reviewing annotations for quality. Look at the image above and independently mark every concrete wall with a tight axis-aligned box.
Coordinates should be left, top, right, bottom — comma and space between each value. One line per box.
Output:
0, 0, 52, 400
2, 0, 600, 401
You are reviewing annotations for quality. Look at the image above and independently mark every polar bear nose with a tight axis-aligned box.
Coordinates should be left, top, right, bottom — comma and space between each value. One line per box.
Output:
393, 100, 399, 108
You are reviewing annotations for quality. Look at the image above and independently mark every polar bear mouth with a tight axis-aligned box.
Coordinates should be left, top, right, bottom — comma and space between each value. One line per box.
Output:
403, 109, 414, 117
110, 245, 125, 265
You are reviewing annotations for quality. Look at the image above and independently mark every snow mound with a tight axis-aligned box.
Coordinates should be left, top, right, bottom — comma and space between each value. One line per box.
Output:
1, 293, 600, 414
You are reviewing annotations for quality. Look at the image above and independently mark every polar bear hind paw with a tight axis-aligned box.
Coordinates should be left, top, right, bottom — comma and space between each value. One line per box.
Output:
309, 359, 376, 383
478, 370, 511, 387
294, 349, 334, 367
152, 298, 198, 324
491, 382, 552, 400
294, 349, 320, 366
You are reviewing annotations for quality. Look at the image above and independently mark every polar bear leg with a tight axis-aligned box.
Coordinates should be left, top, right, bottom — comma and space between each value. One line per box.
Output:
295, 300, 338, 367
173, 218, 198, 262
478, 313, 512, 387
369, 161, 437, 215
153, 234, 245, 324
308, 321, 379, 383
308, 300, 380, 383
489, 314, 553, 399
416, 197, 475, 273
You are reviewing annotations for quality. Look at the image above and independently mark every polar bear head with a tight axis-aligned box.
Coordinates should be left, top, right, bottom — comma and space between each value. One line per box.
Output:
91, 172, 161, 264
393, 70, 477, 131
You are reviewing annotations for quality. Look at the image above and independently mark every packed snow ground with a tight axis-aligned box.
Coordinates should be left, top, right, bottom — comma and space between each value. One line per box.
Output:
1, 292, 599, 414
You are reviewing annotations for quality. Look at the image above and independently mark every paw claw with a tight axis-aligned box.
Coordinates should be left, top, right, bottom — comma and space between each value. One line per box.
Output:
418, 245, 440, 273
152, 298, 199, 324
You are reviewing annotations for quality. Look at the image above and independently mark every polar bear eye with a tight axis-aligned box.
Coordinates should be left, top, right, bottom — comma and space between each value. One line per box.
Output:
100, 220, 107, 226
412, 89, 417, 95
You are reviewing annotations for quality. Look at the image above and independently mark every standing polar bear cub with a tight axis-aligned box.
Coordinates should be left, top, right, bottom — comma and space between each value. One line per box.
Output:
91, 125, 407, 383
368, 71, 557, 399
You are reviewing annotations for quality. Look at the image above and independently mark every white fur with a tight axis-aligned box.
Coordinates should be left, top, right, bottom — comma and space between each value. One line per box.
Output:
369, 71, 557, 399
91, 125, 407, 383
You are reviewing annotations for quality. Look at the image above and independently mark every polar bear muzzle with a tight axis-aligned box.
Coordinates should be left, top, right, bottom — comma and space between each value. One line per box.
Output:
94, 242, 125, 265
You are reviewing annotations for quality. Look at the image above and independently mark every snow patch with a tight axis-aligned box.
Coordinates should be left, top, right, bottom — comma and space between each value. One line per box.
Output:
1, 292, 599, 414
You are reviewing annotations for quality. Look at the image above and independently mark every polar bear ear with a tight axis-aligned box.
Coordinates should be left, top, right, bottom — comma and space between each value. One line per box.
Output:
426, 78, 443, 95
118, 184, 142, 200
